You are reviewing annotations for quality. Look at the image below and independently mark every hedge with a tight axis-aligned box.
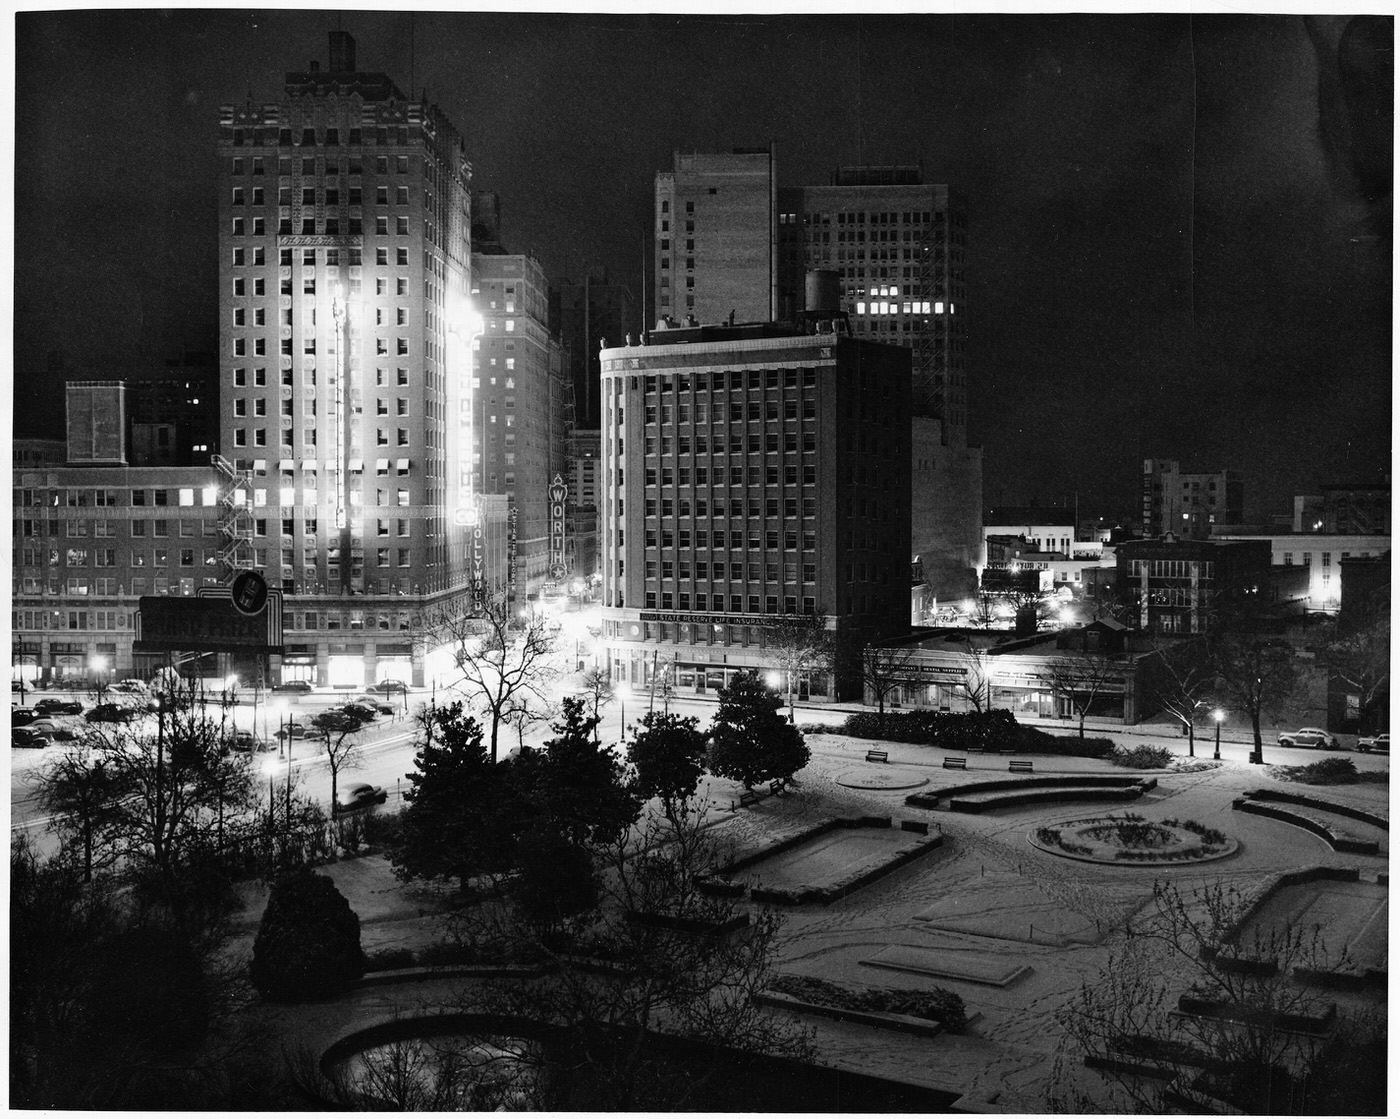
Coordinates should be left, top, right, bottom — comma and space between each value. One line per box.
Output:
842, 709, 1115, 758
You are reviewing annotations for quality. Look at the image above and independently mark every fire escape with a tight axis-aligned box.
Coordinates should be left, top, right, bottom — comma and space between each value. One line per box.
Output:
212, 453, 253, 582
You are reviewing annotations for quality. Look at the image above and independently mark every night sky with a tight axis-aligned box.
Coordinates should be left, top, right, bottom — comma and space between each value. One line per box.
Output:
13, 11, 1392, 521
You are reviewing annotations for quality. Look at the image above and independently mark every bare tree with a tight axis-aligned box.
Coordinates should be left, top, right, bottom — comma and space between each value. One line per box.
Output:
429, 588, 561, 762
1211, 631, 1296, 765
1144, 637, 1215, 757
37, 745, 121, 882
951, 637, 992, 712
762, 611, 833, 717
1327, 614, 1389, 730
309, 718, 364, 815
1055, 878, 1364, 1114
578, 664, 615, 729
860, 642, 918, 720
1045, 653, 1125, 737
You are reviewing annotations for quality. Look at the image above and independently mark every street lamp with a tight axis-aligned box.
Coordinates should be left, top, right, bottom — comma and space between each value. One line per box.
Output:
89, 653, 109, 700
1213, 708, 1225, 761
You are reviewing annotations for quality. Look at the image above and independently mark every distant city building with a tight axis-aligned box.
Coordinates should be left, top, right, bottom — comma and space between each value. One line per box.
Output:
551, 271, 637, 429
1321, 482, 1390, 535
599, 321, 911, 701
566, 428, 601, 582
13, 439, 66, 469
1116, 538, 1273, 634
1141, 458, 1243, 539
1210, 527, 1390, 613
653, 148, 777, 326
1292, 493, 1325, 532
867, 621, 1155, 724
777, 166, 969, 432
651, 151, 980, 607
217, 31, 480, 686
65, 382, 129, 465
470, 250, 570, 600
12, 400, 223, 685
124, 351, 220, 465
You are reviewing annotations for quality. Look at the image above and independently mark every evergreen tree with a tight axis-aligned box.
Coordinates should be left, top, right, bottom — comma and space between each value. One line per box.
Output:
249, 867, 364, 1001
393, 702, 517, 891
628, 710, 707, 829
707, 671, 809, 791
526, 697, 642, 848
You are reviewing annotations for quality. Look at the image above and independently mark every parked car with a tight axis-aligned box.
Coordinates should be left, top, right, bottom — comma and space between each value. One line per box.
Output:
339, 702, 379, 723
11, 707, 38, 727
27, 718, 77, 742
86, 703, 138, 724
366, 679, 407, 695
271, 680, 314, 694
230, 730, 274, 753
275, 720, 312, 740
35, 698, 83, 716
351, 695, 396, 715
1277, 727, 1340, 750
112, 679, 149, 694
1357, 731, 1389, 753
12, 726, 48, 748
311, 711, 358, 734
334, 782, 387, 813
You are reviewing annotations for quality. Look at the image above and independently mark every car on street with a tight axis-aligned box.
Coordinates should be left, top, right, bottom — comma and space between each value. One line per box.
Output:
35, 698, 83, 716
311, 711, 358, 734
11, 707, 38, 727
1277, 726, 1340, 750
366, 679, 407, 695
275, 720, 312, 740
27, 718, 78, 742
334, 782, 387, 813
12, 726, 49, 748
339, 701, 379, 723
1357, 731, 1389, 753
271, 680, 314, 694
350, 695, 397, 715
86, 703, 139, 724
230, 730, 274, 753
112, 679, 149, 694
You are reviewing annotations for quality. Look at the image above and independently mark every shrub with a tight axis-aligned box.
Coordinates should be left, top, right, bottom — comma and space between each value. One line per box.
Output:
1036, 733, 1117, 758
842, 708, 1023, 752
513, 831, 598, 927
768, 973, 967, 1032
1292, 757, 1359, 785
249, 867, 365, 1001
365, 946, 418, 971
1107, 744, 1175, 769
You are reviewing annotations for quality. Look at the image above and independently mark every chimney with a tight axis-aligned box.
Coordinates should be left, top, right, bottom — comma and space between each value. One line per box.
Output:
329, 31, 356, 73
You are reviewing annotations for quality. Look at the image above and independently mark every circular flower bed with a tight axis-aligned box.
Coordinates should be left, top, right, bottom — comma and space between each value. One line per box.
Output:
1029, 813, 1237, 865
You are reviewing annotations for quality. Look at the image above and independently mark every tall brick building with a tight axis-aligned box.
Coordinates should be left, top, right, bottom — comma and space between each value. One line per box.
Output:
599, 321, 911, 701
216, 31, 478, 685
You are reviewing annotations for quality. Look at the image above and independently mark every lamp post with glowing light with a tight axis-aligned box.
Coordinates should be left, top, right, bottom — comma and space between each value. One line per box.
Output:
89, 653, 110, 701
1213, 708, 1225, 761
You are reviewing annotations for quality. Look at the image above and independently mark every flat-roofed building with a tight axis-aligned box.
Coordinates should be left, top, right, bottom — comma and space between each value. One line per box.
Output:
599, 320, 910, 701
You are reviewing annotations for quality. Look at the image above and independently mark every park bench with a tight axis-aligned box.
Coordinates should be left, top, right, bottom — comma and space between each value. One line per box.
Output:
1008, 759, 1034, 774
865, 749, 889, 764
942, 756, 967, 770
738, 789, 763, 809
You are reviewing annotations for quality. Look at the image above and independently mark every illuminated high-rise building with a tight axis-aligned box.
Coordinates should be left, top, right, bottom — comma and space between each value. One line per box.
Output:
216, 31, 478, 686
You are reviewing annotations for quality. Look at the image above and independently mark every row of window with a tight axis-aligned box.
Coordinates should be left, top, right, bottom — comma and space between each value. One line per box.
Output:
644, 432, 817, 455
227, 150, 413, 174
644, 465, 817, 486
643, 399, 816, 424
15, 488, 216, 509
642, 591, 817, 614
640, 522, 817, 550
644, 559, 816, 583
638, 497, 819, 525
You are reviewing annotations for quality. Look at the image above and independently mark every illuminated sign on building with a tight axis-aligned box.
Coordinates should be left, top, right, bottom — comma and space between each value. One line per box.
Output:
549, 473, 568, 581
